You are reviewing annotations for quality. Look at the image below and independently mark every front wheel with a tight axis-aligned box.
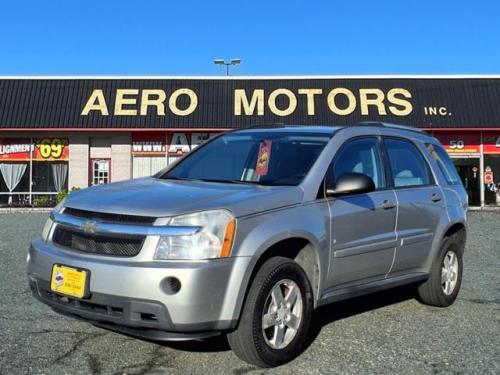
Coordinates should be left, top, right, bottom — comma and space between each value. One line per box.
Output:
227, 257, 313, 367
417, 237, 463, 307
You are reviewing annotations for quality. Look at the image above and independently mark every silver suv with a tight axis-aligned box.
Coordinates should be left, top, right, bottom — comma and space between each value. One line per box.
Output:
28, 123, 467, 367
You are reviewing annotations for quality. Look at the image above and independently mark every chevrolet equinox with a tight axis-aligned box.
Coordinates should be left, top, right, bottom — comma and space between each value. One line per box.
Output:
28, 123, 468, 367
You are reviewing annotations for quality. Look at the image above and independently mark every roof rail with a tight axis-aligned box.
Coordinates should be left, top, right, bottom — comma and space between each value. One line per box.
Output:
353, 121, 424, 134
242, 123, 287, 130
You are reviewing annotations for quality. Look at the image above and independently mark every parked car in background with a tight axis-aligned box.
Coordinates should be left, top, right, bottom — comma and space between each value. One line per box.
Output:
28, 123, 467, 367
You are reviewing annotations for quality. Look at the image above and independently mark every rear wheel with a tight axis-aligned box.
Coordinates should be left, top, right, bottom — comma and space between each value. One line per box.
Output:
227, 257, 313, 367
417, 237, 463, 307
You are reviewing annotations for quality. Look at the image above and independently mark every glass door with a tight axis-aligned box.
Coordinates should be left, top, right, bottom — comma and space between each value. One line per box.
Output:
90, 159, 111, 186
452, 157, 480, 206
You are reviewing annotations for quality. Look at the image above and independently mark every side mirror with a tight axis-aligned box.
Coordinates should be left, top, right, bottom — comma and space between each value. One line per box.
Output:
326, 172, 375, 197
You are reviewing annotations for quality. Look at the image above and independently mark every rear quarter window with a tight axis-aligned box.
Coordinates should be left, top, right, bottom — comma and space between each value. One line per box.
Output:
426, 143, 462, 185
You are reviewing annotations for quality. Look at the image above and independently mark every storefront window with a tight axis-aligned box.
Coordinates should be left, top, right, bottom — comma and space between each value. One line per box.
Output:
0, 162, 30, 205
483, 132, 500, 206
32, 161, 68, 192
483, 160, 499, 205
133, 156, 167, 178
0, 138, 69, 207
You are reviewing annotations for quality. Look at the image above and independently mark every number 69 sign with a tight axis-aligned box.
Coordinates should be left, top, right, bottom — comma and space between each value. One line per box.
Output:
35, 138, 69, 161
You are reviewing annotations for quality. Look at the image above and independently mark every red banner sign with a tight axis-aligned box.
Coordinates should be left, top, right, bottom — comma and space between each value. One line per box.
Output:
433, 132, 481, 154
132, 132, 219, 157
483, 132, 500, 154
0, 138, 69, 161
132, 133, 167, 156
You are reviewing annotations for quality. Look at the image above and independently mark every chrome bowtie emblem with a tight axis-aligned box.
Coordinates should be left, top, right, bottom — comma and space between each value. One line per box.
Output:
81, 220, 99, 234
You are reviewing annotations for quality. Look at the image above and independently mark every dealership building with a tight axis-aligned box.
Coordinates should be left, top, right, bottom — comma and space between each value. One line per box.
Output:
0, 76, 499, 207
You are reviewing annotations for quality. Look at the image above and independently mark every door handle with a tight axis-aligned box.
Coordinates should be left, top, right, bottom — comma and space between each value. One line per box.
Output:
431, 194, 442, 202
380, 200, 396, 209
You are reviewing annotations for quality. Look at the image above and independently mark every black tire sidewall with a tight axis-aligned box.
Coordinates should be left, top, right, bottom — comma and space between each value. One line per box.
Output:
251, 259, 313, 367
434, 237, 463, 305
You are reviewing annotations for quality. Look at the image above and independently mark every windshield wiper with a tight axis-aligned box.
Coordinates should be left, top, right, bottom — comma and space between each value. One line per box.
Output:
198, 178, 279, 186
198, 178, 255, 185
163, 176, 281, 186
162, 176, 196, 181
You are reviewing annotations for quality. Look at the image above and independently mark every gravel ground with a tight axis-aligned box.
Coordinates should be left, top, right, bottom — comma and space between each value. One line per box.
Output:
0, 212, 499, 375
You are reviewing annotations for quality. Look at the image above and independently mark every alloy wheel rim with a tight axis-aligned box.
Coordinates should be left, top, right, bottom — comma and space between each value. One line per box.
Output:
441, 250, 459, 295
262, 279, 303, 350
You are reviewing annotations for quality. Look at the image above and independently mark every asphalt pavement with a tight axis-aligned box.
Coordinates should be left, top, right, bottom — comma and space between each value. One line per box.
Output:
0, 212, 499, 374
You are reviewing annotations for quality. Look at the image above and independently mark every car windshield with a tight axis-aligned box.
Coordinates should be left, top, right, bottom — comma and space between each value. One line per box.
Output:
160, 131, 332, 186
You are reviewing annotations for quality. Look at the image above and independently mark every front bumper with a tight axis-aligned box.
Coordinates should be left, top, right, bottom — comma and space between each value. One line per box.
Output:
27, 237, 252, 338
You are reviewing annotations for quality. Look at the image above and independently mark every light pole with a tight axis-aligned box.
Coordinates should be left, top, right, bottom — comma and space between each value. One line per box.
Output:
214, 58, 241, 76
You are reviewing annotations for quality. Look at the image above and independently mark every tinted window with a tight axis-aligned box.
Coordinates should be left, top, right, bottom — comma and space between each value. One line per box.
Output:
385, 138, 431, 187
426, 143, 461, 185
332, 138, 385, 189
161, 131, 331, 186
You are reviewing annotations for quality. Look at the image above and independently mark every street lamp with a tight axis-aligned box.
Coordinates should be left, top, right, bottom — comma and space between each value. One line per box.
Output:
214, 58, 241, 76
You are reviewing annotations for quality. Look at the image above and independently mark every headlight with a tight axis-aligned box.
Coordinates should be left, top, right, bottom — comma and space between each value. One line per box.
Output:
53, 198, 66, 214
41, 217, 54, 242
41, 198, 65, 242
154, 209, 236, 260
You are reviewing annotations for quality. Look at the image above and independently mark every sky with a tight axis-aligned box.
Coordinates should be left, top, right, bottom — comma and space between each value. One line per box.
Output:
0, 0, 498, 76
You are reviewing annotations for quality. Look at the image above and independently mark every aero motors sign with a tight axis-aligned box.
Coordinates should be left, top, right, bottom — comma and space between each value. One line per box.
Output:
81, 87, 413, 118
0, 138, 69, 161
2, 78, 500, 129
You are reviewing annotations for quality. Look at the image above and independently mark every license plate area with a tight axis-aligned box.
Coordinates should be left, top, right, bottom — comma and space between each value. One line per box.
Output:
50, 264, 90, 299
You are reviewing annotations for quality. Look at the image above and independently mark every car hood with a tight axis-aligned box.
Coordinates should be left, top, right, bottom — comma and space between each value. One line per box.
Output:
64, 177, 304, 218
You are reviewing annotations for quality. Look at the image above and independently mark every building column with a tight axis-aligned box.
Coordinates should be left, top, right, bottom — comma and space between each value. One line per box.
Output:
111, 132, 132, 182
68, 134, 89, 189
480, 131, 485, 207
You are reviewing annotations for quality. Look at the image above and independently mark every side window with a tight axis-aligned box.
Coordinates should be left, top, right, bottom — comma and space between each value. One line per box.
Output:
426, 143, 461, 185
384, 138, 431, 188
332, 138, 385, 189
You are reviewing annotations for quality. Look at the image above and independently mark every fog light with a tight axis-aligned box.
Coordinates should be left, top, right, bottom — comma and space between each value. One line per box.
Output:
161, 277, 181, 295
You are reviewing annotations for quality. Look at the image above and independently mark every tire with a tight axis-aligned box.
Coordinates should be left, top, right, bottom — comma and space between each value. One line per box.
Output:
417, 237, 463, 307
227, 256, 313, 368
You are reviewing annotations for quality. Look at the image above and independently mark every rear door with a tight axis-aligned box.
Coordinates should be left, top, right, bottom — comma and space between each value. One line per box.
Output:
326, 137, 398, 288
383, 137, 445, 275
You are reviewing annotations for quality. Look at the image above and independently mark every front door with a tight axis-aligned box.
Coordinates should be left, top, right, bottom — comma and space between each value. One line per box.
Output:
90, 158, 111, 186
383, 138, 445, 275
326, 137, 397, 288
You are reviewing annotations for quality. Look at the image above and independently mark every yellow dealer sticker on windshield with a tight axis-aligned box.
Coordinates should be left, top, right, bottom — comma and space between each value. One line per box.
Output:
50, 264, 88, 299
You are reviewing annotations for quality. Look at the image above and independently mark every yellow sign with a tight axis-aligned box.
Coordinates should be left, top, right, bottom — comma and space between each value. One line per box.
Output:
50, 264, 88, 298
36, 138, 69, 160
80, 87, 413, 117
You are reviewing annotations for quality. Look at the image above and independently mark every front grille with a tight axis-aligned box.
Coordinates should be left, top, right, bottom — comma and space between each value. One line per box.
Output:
52, 226, 145, 257
63, 207, 156, 225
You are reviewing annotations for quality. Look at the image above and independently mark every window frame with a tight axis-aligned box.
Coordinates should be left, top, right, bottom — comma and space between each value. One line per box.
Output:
322, 136, 388, 197
89, 158, 112, 186
382, 136, 436, 190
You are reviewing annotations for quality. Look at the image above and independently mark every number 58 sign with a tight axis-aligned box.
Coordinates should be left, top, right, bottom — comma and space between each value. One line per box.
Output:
449, 140, 465, 149
35, 138, 69, 160
434, 132, 481, 154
